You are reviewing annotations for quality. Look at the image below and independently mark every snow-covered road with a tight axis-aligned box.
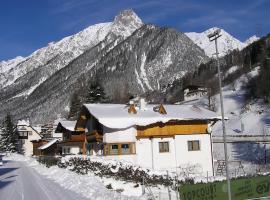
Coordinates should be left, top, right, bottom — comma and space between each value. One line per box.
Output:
0, 160, 88, 200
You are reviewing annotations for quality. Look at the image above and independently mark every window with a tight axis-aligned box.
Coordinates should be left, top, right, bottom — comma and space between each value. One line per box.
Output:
104, 143, 135, 155
63, 147, 70, 154
188, 140, 200, 151
19, 131, 28, 137
110, 144, 119, 155
121, 144, 130, 155
159, 142, 169, 153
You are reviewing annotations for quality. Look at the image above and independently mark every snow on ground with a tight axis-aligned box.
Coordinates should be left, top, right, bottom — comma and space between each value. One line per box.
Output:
4, 154, 147, 200
224, 65, 239, 77
0, 156, 89, 200
183, 67, 270, 136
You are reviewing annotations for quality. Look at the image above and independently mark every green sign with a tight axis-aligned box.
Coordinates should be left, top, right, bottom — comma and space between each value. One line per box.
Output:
180, 175, 270, 200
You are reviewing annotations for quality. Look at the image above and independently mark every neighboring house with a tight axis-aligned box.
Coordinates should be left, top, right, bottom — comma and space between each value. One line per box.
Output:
75, 101, 221, 176
32, 139, 49, 156
37, 138, 59, 156
56, 120, 85, 155
183, 85, 207, 102
17, 120, 41, 156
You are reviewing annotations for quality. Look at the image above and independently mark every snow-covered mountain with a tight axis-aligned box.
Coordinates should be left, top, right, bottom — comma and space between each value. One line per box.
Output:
244, 35, 260, 46
185, 28, 260, 57
0, 10, 207, 123
0, 10, 143, 90
186, 27, 245, 57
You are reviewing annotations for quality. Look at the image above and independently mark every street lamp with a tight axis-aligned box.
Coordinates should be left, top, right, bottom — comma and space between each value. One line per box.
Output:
207, 28, 232, 200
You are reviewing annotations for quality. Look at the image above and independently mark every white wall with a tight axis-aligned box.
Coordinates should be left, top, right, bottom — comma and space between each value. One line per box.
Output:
136, 139, 153, 169
18, 126, 41, 156
136, 135, 213, 176
103, 126, 136, 143
136, 138, 177, 170
62, 146, 80, 155
174, 134, 213, 176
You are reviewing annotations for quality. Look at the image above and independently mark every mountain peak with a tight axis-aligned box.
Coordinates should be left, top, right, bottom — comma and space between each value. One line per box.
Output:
111, 9, 143, 37
114, 9, 142, 25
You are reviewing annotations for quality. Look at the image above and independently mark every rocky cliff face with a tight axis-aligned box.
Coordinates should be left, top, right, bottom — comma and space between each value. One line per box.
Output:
0, 10, 207, 123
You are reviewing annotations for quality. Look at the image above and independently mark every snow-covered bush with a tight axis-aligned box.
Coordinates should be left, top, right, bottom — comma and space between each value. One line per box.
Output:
57, 157, 179, 186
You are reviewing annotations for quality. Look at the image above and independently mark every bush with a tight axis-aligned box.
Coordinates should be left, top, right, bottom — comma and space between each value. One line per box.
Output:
38, 156, 60, 168
58, 157, 179, 186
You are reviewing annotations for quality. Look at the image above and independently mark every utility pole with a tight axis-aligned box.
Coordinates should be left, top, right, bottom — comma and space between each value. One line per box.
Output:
208, 29, 232, 200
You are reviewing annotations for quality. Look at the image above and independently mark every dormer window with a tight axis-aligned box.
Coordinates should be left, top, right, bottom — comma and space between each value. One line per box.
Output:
128, 104, 137, 114
153, 104, 167, 115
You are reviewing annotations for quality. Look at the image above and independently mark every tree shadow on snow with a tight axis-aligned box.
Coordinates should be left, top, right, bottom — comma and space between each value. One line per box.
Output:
225, 92, 246, 105
232, 142, 270, 164
0, 162, 18, 190
262, 115, 270, 127
0, 180, 13, 190
0, 166, 18, 177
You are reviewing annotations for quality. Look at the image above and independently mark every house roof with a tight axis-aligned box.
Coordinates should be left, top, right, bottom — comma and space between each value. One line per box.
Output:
58, 120, 77, 131
83, 104, 221, 129
17, 119, 30, 126
38, 138, 58, 150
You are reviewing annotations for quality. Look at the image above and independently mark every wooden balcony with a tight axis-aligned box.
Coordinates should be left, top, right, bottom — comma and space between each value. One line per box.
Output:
137, 122, 208, 139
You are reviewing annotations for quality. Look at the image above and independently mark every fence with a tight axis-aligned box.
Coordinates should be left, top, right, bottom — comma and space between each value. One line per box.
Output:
141, 162, 270, 200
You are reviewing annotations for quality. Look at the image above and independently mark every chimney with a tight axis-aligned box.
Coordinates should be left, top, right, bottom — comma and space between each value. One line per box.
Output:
139, 98, 146, 111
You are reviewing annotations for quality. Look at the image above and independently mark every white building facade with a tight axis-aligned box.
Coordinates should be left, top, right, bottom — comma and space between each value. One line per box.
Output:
17, 120, 41, 156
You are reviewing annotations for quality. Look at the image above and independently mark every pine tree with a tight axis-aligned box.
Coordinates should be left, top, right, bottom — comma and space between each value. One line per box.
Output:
68, 92, 82, 120
0, 114, 18, 153
85, 82, 108, 103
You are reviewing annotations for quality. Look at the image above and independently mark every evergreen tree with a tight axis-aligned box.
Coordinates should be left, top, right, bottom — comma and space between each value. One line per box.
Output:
0, 114, 18, 152
68, 91, 82, 120
85, 82, 108, 103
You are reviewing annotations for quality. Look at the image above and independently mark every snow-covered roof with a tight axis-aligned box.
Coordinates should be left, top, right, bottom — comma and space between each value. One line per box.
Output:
59, 120, 76, 131
83, 104, 221, 129
38, 138, 58, 150
17, 119, 30, 126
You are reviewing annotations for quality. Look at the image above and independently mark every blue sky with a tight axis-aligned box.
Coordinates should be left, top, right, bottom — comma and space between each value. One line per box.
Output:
0, 0, 269, 61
